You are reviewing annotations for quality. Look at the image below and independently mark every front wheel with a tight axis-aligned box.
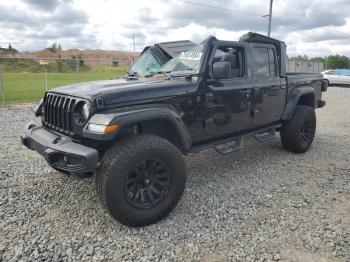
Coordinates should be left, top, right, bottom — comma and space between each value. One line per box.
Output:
280, 105, 316, 153
96, 134, 186, 227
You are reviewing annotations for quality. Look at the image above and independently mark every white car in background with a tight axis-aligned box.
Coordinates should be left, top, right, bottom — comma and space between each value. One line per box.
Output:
322, 69, 350, 86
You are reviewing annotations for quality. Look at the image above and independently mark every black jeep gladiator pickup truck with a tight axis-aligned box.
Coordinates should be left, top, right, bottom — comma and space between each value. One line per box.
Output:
22, 32, 327, 227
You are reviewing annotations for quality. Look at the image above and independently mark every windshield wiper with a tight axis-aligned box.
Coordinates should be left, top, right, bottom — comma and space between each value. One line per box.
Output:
157, 71, 171, 79
169, 69, 201, 77
144, 71, 171, 79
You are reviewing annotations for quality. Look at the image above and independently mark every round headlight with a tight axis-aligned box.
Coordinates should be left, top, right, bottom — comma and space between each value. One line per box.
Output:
73, 101, 89, 125
82, 103, 90, 120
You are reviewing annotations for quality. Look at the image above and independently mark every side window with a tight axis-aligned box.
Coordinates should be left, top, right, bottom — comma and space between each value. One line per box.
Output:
253, 47, 276, 77
212, 45, 245, 78
253, 48, 269, 77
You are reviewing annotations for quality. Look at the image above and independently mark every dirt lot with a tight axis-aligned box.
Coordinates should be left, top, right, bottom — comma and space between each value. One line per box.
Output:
0, 87, 349, 261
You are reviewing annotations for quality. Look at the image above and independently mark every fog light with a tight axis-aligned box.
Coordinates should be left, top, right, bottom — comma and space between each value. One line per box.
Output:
49, 152, 85, 170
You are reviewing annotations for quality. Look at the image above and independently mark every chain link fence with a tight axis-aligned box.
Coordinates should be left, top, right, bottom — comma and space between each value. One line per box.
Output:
0, 56, 326, 106
0, 56, 131, 105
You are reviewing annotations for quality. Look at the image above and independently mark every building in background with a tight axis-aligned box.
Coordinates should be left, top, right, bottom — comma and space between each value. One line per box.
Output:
287, 60, 324, 73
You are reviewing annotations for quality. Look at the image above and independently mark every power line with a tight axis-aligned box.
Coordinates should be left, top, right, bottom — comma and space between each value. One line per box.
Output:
281, 0, 350, 38
176, 0, 264, 17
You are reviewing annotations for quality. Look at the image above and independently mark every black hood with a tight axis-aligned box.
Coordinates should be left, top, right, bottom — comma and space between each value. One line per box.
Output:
50, 78, 197, 105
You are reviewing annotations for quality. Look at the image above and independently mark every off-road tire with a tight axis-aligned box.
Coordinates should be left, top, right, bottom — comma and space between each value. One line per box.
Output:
280, 105, 316, 153
96, 134, 186, 227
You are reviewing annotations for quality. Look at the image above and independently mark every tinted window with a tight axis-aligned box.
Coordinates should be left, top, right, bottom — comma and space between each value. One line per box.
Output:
253, 48, 269, 77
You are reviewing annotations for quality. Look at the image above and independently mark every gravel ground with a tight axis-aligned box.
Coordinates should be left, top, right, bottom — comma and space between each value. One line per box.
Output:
0, 87, 349, 262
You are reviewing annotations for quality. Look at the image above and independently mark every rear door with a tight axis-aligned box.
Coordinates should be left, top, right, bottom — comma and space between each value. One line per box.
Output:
250, 44, 286, 127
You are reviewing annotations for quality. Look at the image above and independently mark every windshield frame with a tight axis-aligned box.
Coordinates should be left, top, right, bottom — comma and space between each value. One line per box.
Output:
128, 36, 215, 78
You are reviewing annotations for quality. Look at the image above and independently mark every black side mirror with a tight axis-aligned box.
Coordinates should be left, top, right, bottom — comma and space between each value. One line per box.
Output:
213, 62, 231, 79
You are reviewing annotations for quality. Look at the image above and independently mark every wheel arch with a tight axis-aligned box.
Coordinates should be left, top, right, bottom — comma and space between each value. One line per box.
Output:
117, 117, 191, 152
281, 87, 315, 120
87, 105, 192, 152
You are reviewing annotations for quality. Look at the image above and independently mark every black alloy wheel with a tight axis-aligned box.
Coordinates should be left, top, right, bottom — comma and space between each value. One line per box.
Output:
300, 113, 314, 147
125, 158, 171, 209
280, 105, 316, 153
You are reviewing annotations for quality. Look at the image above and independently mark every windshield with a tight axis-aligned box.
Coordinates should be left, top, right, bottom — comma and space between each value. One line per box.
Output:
129, 49, 162, 77
160, 43, 205, 75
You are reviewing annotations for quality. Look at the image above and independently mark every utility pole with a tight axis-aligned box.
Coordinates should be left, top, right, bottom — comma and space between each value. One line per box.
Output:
267, 0, 273, 37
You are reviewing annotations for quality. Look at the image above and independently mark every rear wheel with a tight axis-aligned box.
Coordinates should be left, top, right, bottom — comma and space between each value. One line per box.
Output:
96, 134, 186, 227
280, 105, 316, 153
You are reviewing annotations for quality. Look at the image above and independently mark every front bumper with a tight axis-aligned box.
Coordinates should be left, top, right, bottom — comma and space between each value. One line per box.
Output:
21, 121, 98, 174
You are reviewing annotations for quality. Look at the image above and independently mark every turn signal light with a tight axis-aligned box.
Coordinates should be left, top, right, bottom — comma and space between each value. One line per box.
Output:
104, 124, 119, 133
87, 123, 119, 133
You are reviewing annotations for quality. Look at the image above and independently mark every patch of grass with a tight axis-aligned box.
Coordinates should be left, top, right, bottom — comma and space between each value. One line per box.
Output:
2, 67, 127, 102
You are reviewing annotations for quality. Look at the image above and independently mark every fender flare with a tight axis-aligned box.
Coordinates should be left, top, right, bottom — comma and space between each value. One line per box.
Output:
84, 104, 192, 151
281, 86, 315, 120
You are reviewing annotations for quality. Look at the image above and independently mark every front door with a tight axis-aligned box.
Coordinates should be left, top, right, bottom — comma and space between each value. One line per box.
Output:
203, 42, 253, 138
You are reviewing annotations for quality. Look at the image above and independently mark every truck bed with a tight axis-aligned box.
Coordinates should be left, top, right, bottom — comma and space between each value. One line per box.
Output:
286, 72, 323, 84
286, 72, 325, 109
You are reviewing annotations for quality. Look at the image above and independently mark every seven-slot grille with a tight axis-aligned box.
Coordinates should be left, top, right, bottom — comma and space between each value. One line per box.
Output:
43, 93, 77, 135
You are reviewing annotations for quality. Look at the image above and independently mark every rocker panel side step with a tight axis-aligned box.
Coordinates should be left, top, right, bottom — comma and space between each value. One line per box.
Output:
190, 123, 281, 155
214, 138, 242, 155
252, 128, 276, 143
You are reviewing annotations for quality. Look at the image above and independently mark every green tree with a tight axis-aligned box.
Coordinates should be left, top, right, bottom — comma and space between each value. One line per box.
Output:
290, 55, 309, 61
310, 56, 325, 64
326, 55, 349, 69
48, 43, 57, 53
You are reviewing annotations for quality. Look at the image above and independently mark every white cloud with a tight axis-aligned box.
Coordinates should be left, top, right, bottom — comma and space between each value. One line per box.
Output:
0, 0, 349, 56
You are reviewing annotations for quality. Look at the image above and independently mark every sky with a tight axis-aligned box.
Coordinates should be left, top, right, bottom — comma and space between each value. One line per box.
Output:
0, 0, 349, 57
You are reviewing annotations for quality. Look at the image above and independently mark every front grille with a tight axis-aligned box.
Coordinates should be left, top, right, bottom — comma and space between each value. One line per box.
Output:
43, 93, 77, 135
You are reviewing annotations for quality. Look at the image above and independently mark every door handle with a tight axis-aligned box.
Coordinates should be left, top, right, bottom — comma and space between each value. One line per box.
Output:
240, 90, 251, 98
240, 92, 250, 98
